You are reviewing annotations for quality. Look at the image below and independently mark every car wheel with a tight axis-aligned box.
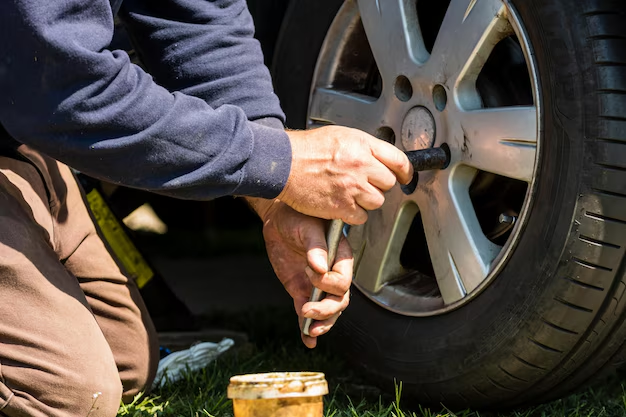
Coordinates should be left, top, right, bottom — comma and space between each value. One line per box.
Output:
273, 0, 626, 409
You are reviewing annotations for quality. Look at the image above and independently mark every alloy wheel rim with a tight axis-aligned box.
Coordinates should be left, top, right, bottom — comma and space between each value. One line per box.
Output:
307, 0, 541, 316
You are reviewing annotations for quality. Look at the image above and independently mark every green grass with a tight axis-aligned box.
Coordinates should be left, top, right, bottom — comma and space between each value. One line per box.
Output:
116, 307, 626, 417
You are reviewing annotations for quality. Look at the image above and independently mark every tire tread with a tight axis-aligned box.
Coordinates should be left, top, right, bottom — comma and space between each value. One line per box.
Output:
512, 355, 548, 371
528, 338, 565, 353
572, 257, 613, 272
498, 365, 529, 382
578, 234, 621, 249
563, 277, 606, 292
553, 297, 595, 313
541, 319, 580, 335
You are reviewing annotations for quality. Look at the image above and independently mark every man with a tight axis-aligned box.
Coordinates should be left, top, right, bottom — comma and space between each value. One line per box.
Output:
0, 0, 413, 415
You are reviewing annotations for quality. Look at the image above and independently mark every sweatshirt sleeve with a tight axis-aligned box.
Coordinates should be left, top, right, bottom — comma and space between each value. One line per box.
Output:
119, 0, 286, 130
0, 0, 292, 200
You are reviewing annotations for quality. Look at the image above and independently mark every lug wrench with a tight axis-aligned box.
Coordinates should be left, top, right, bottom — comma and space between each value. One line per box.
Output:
302, 146, 450, 336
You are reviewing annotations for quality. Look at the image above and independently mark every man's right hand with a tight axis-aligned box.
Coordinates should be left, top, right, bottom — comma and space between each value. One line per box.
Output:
278, 126, 413, 225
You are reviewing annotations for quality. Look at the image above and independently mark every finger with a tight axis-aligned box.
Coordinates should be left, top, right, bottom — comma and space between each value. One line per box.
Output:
305, 238, 353, 296
306, 267, 350, 297
294, 295, 309, 316
341, 205, 368, 226
366, 162, 398, 192
298, 316, 317, 349
306, 312, 342, 338
302, 291, 350, 321
368, 138, 414, 185
301, 332, 317, 349
354, 183, 385, 211
332, 236, 354, 280
302, 221, 329, 274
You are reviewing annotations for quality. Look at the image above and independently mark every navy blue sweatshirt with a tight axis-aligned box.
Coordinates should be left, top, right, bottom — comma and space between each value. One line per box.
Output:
0, 0, 291, 199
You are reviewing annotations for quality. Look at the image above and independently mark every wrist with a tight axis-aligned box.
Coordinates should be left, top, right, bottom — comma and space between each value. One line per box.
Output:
243, 197, 278, 222
277, 130, 304, 207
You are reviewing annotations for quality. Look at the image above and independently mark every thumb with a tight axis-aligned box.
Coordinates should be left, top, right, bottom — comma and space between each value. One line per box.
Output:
302, 221, 329, 274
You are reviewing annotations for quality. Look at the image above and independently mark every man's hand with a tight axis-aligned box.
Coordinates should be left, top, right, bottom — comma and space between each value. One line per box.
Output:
248, 198, 353, 349
279, 126, 413, 225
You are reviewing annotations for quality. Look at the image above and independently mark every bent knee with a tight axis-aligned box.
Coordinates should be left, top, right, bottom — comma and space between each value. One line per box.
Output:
79, 378, 124, 417
61, 365, 123, 417
2, 365, 123, 417
61, 366, 123, 417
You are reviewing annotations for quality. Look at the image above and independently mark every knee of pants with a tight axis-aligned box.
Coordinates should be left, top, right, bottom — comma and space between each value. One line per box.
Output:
58, 365, 124, 417
2, 362, 123, 417
80, 378, 124, 417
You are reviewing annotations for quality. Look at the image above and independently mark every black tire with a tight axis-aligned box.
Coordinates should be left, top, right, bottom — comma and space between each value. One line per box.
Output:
273, 0, 626, 409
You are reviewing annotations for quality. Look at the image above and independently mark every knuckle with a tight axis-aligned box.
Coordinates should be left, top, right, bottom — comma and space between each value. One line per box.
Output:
363, 192, 385, 210
314, 326, 328, 337
341, 294, 350, 310
355, 194, 373, 211
395, 150, 406, 168
340, 175, 358, 191
373, 192, 385, 209
327, 272, 350, 295
384, 172, 397, 190
317, 307, 332, 320
348, 210, 367, 225
333, 147, 349, 166
338, 278, 351, 294
320, 308, 333, 320
309, 273, 323, 288
392, 147, 406, 166
357, 134, 370, 149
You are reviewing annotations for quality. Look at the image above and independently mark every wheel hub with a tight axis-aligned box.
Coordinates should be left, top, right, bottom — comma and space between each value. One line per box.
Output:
401, 106, 436, 151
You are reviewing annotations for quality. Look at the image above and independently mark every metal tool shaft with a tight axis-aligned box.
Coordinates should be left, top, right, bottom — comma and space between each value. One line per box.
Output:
302, 218, 344, 336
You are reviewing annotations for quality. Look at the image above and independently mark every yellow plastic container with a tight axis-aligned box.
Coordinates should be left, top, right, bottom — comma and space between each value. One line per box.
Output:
227, 372, 328, 417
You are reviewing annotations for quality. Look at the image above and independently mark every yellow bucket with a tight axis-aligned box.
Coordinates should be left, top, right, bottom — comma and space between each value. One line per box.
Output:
227, 372, 328, 417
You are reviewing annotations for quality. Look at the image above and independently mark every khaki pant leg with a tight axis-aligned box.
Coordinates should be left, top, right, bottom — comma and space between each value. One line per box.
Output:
0, 156, 122, 417
16, 147, 160, 402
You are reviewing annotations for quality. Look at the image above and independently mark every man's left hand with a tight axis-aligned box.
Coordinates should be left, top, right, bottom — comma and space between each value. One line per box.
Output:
247, 198, 353, 349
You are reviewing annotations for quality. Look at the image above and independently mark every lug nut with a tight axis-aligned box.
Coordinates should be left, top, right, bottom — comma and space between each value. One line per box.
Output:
498, 213, 517, 225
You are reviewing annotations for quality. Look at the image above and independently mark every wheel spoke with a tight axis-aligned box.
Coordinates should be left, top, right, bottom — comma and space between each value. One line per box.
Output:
429, 0, 510, 87
357, 0, 428, 78
459, 106, 538, 182
417, 175, 501, 304
308, 87, 381, 133
351, 187, 417, 293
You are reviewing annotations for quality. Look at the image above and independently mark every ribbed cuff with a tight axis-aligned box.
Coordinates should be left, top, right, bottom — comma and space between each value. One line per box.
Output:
234, 120, 292, 198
